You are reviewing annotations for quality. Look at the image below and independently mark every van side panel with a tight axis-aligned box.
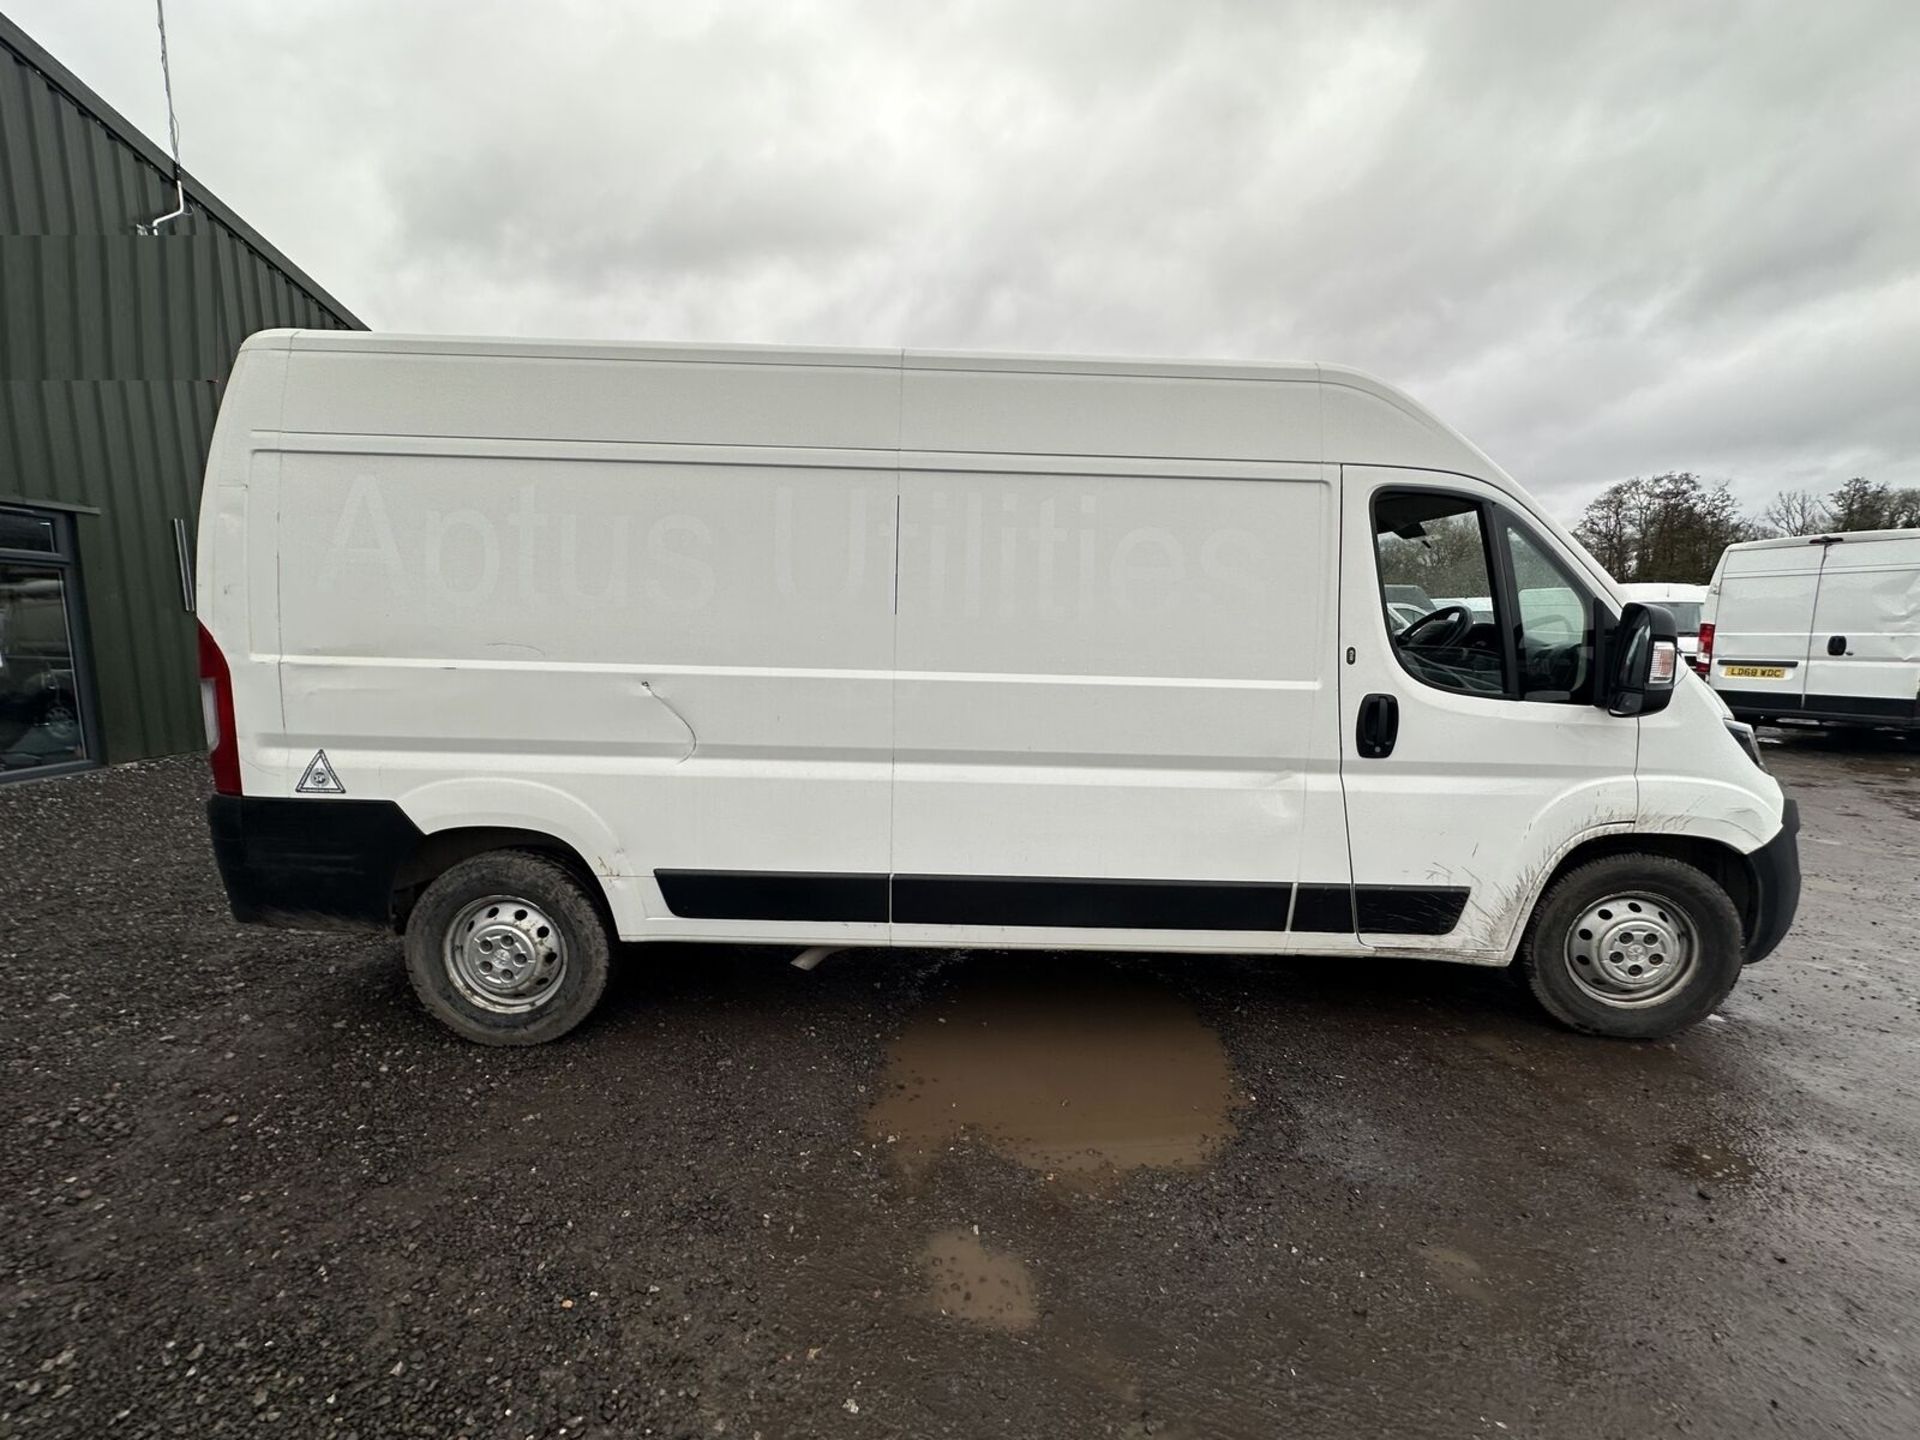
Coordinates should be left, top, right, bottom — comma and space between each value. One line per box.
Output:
887, 462, 1343, 950
280, 350, 902, 450
900, 366, 1321, 462
271, 437, 898, 940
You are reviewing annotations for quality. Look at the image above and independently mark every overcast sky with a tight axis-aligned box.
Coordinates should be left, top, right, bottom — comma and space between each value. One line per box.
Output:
11, 0, 1920, 516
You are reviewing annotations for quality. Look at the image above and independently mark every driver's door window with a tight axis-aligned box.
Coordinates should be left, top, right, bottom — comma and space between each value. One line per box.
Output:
1371, 491, 1510, 698
1503, 523, 1594, 703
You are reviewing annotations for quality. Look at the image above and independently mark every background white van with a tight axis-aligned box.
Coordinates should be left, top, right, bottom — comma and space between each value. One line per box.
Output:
197, 332, 1800, 1045
1620, 581, 1709, 673
1703, 530, 1920, 729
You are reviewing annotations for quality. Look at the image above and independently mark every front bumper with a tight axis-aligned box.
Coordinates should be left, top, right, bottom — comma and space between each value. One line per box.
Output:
1743, 797, 1801, 964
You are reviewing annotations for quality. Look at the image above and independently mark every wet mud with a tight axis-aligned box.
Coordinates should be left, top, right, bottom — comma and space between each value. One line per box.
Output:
869, 971, 1238, 1181
918, 1227, 1039, 1329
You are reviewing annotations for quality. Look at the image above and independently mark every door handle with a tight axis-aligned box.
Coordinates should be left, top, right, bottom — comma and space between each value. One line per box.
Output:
1356, 692, 1399, 759
1827, 635, 1848, 656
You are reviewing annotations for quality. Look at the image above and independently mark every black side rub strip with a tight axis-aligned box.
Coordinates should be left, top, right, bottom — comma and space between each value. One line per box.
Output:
653, 870, 1470, 935
892, 874, 1292, 930
1290, 885, 1356, 933
654, 870, 889, 923
1355, 884, 1471, 935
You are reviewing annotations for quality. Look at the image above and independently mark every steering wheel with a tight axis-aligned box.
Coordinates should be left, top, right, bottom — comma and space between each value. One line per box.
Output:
1398, 603, 1473, 650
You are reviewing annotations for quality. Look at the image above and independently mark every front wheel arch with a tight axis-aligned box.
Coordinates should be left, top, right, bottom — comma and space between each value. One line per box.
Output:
1519, 852, 1745, 1038
1530, 833, 1756, 957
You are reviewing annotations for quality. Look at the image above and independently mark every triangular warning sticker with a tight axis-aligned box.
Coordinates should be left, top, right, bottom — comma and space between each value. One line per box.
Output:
296, 749, 345, 795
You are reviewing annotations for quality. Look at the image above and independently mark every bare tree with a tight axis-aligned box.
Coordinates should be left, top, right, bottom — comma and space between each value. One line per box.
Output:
1758, 488, 1831, 537
1573, 480, 1639, 578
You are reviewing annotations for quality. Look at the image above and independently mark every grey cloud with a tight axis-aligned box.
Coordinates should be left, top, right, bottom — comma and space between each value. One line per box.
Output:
11, 0, 1919, 514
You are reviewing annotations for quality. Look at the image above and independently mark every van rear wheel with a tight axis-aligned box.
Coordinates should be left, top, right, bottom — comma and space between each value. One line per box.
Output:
1518, 854, 1742, 1039
403, 851, 611, 1045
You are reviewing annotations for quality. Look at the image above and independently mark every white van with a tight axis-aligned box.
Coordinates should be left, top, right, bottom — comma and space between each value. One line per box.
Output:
1702, 530, 1920, 729
196, 332, 1800, 1044
1620, 582, 1709, 673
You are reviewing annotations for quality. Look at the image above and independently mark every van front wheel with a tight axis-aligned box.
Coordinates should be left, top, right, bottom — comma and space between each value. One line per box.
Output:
1519, 855, 1743, 1039
403, 851, 611, 1045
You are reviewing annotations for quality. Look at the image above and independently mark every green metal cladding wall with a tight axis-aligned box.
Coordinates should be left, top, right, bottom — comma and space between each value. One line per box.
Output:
0, 18, 361, 764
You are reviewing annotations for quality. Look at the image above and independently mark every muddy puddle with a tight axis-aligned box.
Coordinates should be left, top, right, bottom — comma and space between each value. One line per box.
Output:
919, 1228, 1039, 1329
1417, 1245, 1496, 1303
868, 965, 1239, 1182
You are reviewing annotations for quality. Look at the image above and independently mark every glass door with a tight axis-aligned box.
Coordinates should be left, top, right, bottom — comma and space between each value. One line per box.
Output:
0, 505, 96, 776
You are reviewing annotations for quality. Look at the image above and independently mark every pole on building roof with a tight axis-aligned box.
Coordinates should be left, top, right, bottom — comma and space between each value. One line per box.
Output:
136, 0, 187, 234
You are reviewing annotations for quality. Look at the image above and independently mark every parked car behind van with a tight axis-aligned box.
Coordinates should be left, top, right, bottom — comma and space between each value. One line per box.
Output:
196, 333, 1800, 1045
1702, 530, 1920, 730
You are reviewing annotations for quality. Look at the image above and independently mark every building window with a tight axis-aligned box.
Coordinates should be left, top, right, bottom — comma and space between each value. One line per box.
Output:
1, 505, 95, 776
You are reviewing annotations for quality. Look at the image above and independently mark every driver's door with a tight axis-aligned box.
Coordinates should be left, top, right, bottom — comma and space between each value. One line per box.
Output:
1337, 468, 1637, 957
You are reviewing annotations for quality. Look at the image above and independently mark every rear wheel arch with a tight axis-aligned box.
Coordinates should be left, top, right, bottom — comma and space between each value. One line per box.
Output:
390, 826, 614, 934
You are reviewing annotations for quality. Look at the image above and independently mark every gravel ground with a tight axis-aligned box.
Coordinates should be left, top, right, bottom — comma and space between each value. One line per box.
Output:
2, 735, 1918, 1438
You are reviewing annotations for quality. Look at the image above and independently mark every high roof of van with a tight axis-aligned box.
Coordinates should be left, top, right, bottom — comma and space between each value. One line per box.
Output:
249, 329, 1506, 483
268, 328, 1332, 381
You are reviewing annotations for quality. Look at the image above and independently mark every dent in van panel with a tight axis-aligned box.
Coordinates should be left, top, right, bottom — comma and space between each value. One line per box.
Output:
272, 447, 898, 884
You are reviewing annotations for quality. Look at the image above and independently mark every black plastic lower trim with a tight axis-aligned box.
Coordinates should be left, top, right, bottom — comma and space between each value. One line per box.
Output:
652, 869, 1471, 935
892, 874, 1293, 930
1742, 798, 1801, 963
1290, 884, 1357, 933
209, 795, 423, 929
1801, 693, 1920, 723
654, 870, 888, 923
1354, 884, 1471, 935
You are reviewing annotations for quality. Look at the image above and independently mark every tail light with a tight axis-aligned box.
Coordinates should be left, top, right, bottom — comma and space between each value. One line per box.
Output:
1694, 621, 1715, 676
197, 621, 242, 795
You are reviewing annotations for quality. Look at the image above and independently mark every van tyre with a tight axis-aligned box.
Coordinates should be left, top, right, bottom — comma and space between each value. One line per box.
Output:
1518, 855, 1743, 1039
403, 851, 611, 1045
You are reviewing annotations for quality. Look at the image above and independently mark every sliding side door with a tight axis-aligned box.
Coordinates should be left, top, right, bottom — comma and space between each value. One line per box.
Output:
888, 461, 1345, 949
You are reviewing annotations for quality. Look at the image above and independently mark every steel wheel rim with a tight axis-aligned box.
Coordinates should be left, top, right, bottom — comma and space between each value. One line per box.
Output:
444, 893, 568, 1014
1563, 890, 1697, 1008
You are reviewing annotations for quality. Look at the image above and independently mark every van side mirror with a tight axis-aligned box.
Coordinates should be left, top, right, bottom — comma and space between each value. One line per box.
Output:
1603, 602, 1680, 717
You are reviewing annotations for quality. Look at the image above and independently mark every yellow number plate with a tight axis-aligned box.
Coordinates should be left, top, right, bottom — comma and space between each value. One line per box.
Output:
1722, 665, 1787, 679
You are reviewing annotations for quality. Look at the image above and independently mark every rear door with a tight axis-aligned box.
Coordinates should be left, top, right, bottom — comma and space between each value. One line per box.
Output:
1802, 535, 1920, 722
1709, 543, 1821, 706
1337, 470, 1637, 956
